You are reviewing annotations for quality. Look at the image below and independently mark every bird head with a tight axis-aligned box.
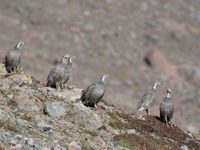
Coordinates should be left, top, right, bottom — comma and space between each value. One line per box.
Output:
152, 81, 160, 90
61, 54, 70, 64
166, 88, 172, 98
101, 74, 109, 83
68, 56, 75, 64
15, 41, 24, 50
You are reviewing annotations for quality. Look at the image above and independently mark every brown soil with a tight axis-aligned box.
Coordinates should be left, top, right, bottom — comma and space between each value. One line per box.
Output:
113, 113, 200, 150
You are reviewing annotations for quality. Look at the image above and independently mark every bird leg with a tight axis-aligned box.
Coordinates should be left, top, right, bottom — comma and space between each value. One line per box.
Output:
12, 68, 17, 74
146, 109, 150, 115
94, 104, 97, 109
165, 117, 169, 126
168, 121, 174, 127
17, 65, 22, 72
56, 83, 61, 90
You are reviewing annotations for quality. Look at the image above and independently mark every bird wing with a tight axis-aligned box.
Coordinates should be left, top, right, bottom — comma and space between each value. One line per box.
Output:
136, 90, 154, 111
47, 63, 65, 83
90, 84, 104, 103
81, 83, 97, 102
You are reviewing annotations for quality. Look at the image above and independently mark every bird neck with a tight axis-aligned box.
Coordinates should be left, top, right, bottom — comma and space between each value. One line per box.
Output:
152, 85, 157, 91
166, 93, 171, 99
100, 80, 105, 86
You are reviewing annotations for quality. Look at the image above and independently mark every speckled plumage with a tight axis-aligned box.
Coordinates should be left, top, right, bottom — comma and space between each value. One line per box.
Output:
5, 41, 24, 73
132, 82, 160, 115
47, 55, 72, 89
160, 89, 174, 126
81, 75, 108, 107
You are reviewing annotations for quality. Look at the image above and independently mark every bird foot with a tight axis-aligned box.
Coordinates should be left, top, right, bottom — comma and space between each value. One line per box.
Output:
61, 84, 66, 89
16, 65, 22, 73
56, 84, 61, 90
168, 121, 175, 127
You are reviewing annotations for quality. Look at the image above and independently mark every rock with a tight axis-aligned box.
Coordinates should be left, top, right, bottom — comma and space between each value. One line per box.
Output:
26, 138, 34, 146
0, 63, 7, 76
144, 34, 160, 44
43, 127, 51, 131
180, 145, 189, 150
40, 87, 82, 101
144, 49, 181, 80
0, 78, 12, 90
9, 73, 32, 85
12, 91, 41, 112
72, 103, 102, 131
187, 124, 198, 135
44, 102, 66, 117
10, 139, 17, 145
126, 129, 137, 134
68, 141, 81, 150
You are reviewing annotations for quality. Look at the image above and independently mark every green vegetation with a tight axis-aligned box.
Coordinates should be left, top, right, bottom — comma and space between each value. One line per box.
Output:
21, 114, 32, 122
81, 138, 94, 150
0, 120, 20, 133
85, 130, 97, 137
107, 112, 118, 120
116, 140, 138, 150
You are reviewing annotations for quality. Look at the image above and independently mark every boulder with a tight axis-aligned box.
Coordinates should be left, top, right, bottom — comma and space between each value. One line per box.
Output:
44, 102, 66, 117
72, 103, 102, 131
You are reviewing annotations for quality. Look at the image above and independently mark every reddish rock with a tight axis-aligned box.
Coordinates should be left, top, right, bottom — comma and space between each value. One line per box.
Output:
145, 49, 181, 80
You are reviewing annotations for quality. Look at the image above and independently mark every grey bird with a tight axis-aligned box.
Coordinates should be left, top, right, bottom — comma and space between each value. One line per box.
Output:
159, 88, 174, 126
5, 41, 24, 73
132, 82, 160, 115
47, 55, 73, 89
81, 75, 109, 108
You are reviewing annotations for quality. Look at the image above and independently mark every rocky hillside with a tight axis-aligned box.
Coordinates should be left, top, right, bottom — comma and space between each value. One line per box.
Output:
0, 0, 200, 138
0, 64, 199, 150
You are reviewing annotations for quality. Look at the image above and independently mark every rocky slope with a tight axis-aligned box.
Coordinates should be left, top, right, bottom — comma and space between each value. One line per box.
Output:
0, 64, 199, 150
0, 0, 200, 135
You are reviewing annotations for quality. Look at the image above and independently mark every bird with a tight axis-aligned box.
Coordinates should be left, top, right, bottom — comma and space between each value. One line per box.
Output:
132, 82, 160, 115
81, 75, 109, 108
159, 88, 174, 126
5, 41, 24, 73
47, 55, 73, 89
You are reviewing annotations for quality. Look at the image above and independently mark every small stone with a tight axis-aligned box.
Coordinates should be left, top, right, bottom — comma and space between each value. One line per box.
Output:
26, 138, 34, 146
126, 129, 137, 134
44, 102, 66, 117
41, 147, 50, 150
16, 143, 22, 148
68, 141, 81, 150
10, 139, 17, 145
129, 31, 136, 39
43, 127, 51, 131
180, 145, 189, 150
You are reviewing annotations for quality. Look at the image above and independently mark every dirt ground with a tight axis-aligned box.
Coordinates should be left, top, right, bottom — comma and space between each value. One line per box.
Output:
0, 0, 199, 136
